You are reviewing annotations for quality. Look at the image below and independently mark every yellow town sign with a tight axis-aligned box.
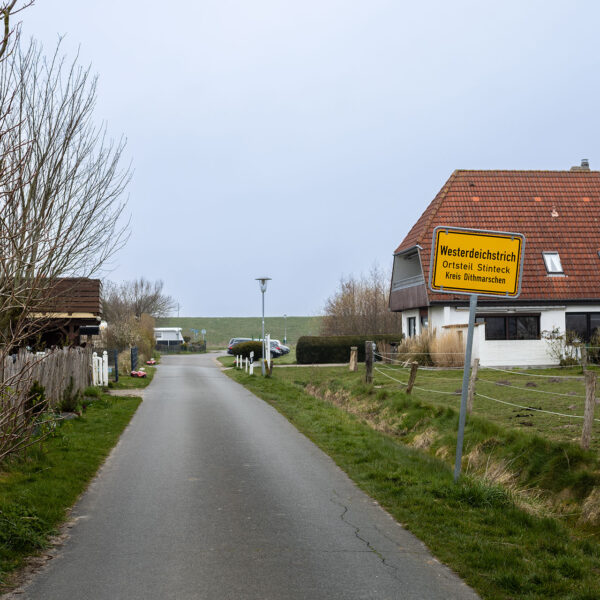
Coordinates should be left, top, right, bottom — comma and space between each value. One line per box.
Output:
429, 226, 525, 297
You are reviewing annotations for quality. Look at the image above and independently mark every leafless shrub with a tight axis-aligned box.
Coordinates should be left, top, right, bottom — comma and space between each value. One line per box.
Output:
103, 312, 156, 363
321, 265, 402, 336
102, 278, 174, 362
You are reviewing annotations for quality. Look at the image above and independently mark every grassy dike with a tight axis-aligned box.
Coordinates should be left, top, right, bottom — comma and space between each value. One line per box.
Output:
0, 370, 153, 588
225, 367, 600, 600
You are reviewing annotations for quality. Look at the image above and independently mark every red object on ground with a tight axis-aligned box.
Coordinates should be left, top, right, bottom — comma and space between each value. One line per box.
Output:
130, 370, 147, 378
146, 359, 156, 365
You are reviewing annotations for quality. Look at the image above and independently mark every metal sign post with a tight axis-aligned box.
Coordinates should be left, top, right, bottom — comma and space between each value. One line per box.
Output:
454, 293, 477, 482
428, 226, 525, 482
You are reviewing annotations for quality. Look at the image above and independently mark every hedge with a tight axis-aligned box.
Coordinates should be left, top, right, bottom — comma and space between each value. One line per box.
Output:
296, 335, 403, 364
231, 341, 263, 360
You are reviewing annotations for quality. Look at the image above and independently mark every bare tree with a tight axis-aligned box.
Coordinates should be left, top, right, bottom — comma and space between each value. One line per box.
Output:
1, 39, 130, 281
0, 32, 131, 463
321, 266, 402, 336
103, 278, 176, 321
0, 37, 131, 342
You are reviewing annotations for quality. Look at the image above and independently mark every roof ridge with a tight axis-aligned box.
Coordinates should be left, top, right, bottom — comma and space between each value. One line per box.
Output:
454, 169, 600, 174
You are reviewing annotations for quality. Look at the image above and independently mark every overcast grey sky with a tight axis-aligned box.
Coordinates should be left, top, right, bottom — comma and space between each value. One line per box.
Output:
20, 1, 600, 317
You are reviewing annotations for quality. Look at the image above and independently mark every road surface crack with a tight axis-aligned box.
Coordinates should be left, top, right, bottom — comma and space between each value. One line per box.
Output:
330, 492, 401, 580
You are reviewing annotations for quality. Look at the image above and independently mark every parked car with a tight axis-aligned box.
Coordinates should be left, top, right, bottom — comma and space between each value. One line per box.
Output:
269, 339, 289, 354
227, 337, 252, 354
269, 341, 283, 358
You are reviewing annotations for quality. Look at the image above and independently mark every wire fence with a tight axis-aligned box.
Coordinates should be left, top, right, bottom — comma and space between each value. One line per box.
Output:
372, 359, 600, 446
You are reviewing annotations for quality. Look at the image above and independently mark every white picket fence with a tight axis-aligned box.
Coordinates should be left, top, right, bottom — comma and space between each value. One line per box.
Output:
91, 351, 109, 386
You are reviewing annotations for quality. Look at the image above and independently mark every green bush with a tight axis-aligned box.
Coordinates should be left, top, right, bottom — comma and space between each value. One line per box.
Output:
296, 335, 402, 364
59, 376, 82, 413
83, 386, 101, 398
25, 381, 47, 416
231, 341, 263, 360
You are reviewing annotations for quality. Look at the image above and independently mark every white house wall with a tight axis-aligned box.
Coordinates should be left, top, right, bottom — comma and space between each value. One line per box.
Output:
413, 305, 584, 367
402, 309, 421, 337
565, 305, 600, 314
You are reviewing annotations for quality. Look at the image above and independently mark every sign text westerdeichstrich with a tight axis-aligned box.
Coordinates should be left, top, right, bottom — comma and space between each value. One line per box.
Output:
429, 227, 525, 297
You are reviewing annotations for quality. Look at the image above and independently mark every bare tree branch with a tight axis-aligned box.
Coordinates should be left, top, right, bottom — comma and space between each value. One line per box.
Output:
321, 266, 402, 336
0, 1, 33, 60
0, 31, 131, 464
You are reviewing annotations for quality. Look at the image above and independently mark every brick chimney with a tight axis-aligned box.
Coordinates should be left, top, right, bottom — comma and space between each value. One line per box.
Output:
571, 159, 591, 171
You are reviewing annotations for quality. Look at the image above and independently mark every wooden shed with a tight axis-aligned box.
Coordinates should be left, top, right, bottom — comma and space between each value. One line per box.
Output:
31, 278, 102, 347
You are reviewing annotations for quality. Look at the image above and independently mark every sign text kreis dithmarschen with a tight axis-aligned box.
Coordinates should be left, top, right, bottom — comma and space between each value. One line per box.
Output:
430, 227, 525, 297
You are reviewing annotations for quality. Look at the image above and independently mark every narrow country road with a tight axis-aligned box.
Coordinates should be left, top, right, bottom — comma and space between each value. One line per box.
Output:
16, 354, 479, 600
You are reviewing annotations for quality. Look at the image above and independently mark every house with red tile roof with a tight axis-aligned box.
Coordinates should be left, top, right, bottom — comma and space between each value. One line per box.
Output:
390, 161, 600, 366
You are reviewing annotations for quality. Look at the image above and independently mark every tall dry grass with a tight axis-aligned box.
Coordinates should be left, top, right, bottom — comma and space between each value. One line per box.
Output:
395, 329, 434, 365
389, 329, 465, 367
430, 330, 465, 367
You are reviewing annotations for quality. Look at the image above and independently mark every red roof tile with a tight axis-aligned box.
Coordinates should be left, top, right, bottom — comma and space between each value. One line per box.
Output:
395, 170, 600, 303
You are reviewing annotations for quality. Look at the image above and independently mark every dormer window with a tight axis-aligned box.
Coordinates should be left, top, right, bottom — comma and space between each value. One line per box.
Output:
543, 252, 563, 274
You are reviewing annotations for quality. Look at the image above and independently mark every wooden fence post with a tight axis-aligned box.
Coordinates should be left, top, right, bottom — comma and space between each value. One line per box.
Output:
581, 346, 588, 372
581, 370, 597, 450
406, 361, 419, 394
467, 358, 480, 414
349, 346, 358, 372
365, 341, 373, 384
391, 343, 398, 365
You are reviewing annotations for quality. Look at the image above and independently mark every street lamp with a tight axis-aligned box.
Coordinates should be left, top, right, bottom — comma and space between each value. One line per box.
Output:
256, 277, 271, 375
283, 314, 287, 345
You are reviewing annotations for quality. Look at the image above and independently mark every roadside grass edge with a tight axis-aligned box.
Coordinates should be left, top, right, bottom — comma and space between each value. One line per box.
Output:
226, 369, 600, 600
0, 374, 151, 589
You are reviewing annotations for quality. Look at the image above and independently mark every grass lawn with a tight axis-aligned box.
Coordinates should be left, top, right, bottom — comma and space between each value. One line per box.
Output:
371, 362, 600, 451
108, 365, 157, 390
0, 373, 152, 588
226, 364, 600, 600
156, 316, 322, 348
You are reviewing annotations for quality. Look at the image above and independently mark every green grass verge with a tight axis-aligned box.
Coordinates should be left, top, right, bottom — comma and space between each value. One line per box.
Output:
372, 362, 600, 451
226, 367, 600, 600
156, 316, 322, 348
107, 365, 156, 390
0, 389, 144, 587
264, 365, 600, 501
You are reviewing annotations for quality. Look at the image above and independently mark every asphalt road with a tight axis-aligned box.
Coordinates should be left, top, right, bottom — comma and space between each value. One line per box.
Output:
17, 354, 479, 600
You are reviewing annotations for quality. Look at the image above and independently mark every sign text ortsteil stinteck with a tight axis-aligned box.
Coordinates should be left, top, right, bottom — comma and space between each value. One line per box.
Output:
429, 226, 525, 297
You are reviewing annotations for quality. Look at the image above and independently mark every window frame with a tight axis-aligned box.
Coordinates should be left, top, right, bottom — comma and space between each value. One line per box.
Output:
476, 313, 541, 341
407, 316, 416, 338
542, 251, 564, 275
565, 312, 600, 342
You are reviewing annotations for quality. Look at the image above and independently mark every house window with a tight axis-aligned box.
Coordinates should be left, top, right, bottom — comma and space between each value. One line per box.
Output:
566, 313, 600, 342
155, 332, 162, 339
407, 317, 416, 338
476, 314, 540, 340
542, 252, 563, 274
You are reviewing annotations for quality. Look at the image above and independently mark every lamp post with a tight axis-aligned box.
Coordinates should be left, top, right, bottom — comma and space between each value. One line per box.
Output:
283, 314, 287, 345
256, 277, 271, 375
